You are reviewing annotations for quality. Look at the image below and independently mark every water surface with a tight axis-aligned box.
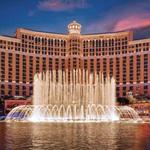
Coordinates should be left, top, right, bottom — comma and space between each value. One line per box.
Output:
0, 122, 150, 150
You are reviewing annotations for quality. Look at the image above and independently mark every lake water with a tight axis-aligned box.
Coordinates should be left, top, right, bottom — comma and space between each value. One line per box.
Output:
0, 122, 150, 150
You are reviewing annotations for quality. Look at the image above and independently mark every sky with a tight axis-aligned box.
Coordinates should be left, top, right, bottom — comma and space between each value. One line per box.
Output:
0, 0, 150, 39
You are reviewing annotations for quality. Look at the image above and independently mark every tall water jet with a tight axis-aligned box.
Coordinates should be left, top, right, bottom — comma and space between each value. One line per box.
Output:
33, 70, 116, 106
6, 69, 141, 122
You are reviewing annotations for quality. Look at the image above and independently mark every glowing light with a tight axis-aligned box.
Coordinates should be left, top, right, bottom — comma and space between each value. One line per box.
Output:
6, 69, 141, 122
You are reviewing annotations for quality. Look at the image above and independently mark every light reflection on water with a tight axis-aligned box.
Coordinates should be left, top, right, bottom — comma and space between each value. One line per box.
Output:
0, 122, 150, 150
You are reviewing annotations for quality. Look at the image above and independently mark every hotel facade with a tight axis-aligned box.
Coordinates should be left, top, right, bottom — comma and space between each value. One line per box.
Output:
0, 21, 150, 98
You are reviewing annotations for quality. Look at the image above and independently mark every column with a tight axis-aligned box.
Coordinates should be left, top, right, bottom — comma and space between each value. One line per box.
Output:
5, 51, 8, 95
140, 53, 144, 94
26, 54, 30, 96
12, 52, 16, 96
126, 55, 130, 93
133, 54, 137, 95
119, 56, 123, 97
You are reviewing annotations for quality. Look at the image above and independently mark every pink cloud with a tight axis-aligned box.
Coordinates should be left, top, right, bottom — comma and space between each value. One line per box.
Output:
38, 0, 88, 11
84, 1, 150, 34
113, 13, 150, 31
84, 20, 112, 33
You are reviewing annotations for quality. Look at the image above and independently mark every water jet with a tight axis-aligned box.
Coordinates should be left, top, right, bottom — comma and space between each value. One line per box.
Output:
6, 70, 141, 122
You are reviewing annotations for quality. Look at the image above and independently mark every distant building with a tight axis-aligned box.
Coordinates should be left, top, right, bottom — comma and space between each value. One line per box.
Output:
0, 21, 150, 98
4, 99, 32, 114
130, 102, 150, 117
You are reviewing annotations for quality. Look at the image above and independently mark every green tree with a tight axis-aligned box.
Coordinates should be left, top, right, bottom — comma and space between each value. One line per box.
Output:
117, 97, 129, 105
0, 98, 4, 105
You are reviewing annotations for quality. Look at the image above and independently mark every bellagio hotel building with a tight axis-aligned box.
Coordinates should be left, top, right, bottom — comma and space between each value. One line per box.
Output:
0, 21, 150, 98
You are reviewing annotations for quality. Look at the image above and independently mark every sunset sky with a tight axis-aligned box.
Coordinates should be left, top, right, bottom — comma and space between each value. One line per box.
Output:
0, 0, 150, 39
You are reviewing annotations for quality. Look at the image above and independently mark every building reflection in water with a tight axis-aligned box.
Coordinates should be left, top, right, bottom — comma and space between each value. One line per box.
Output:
0, 122, 149, 150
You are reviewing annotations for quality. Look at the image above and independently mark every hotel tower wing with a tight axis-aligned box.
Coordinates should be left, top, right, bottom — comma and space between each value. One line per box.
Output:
0, 21, 150, 98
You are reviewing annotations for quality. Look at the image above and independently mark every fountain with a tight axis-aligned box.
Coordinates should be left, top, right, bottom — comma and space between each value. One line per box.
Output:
6, 70, 141, 122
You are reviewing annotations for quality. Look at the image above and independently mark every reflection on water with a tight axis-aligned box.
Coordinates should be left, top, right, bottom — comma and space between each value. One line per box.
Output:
0, 122, 150, 150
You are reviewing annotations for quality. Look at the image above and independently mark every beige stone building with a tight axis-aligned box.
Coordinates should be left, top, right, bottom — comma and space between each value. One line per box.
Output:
0, 21, 150, 98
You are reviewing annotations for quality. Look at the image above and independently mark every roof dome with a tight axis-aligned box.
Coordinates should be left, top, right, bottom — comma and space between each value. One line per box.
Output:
68, 21, 81, 35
